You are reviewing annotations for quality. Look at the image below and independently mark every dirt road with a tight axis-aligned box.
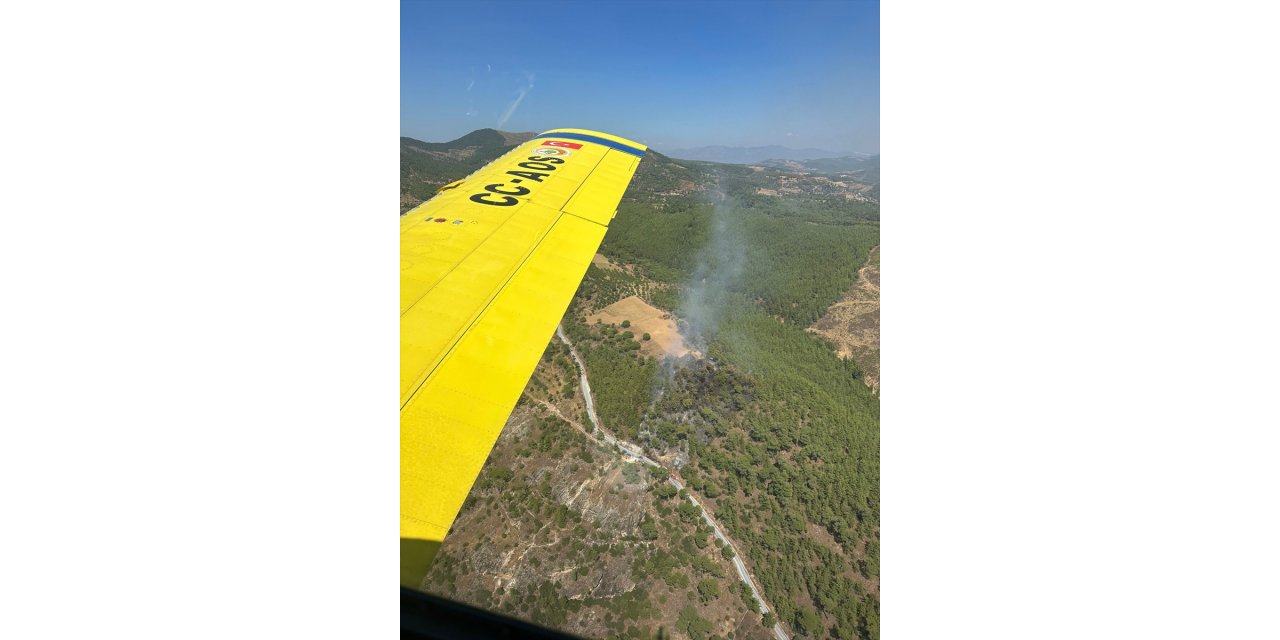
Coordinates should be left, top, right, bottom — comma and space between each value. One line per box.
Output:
555, 325, 790, 640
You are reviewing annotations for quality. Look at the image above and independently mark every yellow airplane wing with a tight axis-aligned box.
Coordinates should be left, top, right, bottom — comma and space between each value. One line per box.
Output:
401, 128, 646, 587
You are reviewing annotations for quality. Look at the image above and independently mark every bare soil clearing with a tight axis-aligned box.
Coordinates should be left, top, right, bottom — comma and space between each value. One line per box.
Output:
590, 252, 629, 272
808, 246, 880, 392
587, 295, 693, 359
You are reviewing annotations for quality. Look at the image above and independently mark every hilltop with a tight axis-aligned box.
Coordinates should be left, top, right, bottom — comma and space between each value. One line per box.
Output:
399, 128, 536, 213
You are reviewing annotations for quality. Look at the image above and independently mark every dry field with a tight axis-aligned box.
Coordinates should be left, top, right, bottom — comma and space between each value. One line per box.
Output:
590, 252, 631, 273
587, 295, 693, 360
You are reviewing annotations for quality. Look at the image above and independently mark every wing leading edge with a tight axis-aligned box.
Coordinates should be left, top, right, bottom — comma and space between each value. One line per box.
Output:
401, 128, 646, 587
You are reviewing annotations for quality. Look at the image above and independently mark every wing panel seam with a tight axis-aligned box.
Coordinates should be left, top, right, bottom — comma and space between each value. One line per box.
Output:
400, 209, 565, 409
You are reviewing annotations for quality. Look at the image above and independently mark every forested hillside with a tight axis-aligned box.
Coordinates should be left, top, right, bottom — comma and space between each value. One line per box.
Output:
568, 150, 881, 638
423, 345, 770, 640
400, 128, 534, 213
409, 130, 880, 639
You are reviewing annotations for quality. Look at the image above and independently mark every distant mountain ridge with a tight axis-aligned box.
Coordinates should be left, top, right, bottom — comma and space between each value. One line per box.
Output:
666, 145, 859, 164
400, 128, 536, 213
401, 128, 880, 214
401, 127, 535, 152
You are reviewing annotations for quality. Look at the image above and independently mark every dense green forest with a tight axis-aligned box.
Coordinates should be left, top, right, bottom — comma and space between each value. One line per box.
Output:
561, 150, 881, 639
566, 277, 879, 639
603, 202, 877, 326
602, 159, 878, 326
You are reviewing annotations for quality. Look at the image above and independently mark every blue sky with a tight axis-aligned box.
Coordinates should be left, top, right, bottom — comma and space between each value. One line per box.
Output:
401, 0, 878, 153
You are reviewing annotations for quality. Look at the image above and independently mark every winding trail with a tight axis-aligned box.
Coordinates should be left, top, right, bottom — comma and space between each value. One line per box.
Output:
555, 325, 790, 640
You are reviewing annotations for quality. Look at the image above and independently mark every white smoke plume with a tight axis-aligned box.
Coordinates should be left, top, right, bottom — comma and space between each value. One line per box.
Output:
676, 171, 746, 355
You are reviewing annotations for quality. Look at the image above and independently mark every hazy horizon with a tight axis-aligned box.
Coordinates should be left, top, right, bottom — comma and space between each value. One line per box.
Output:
401, 0, 879, 153
401, 126, 865, 157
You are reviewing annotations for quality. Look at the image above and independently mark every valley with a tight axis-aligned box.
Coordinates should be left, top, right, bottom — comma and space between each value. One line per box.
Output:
408, 129, 880, 640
